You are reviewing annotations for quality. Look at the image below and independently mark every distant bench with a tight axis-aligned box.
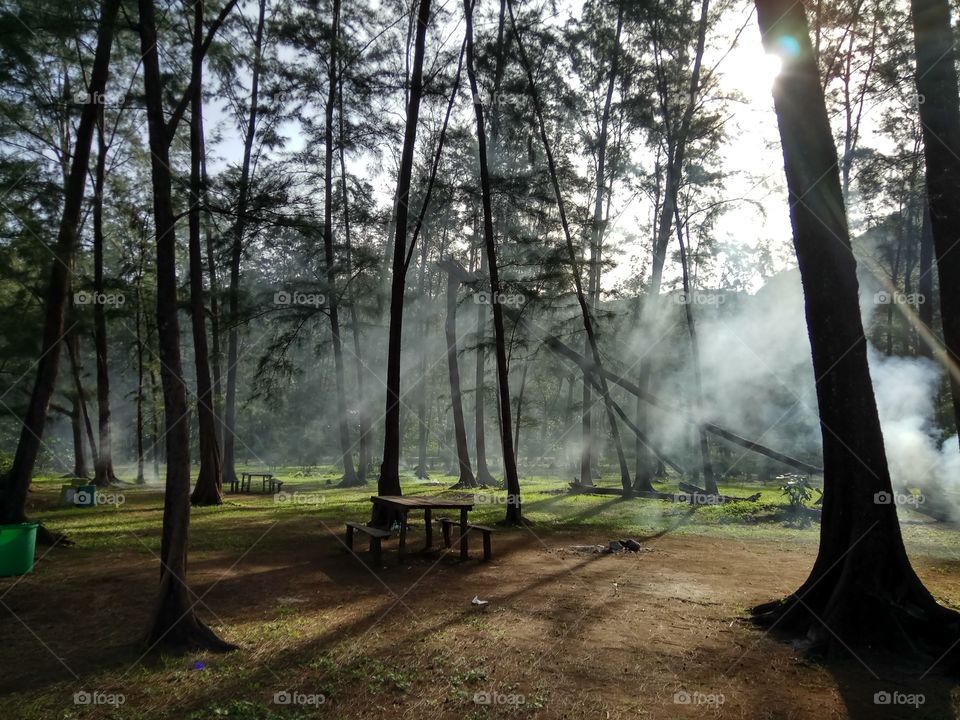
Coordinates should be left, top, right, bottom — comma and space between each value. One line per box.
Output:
229, 472, 282, 494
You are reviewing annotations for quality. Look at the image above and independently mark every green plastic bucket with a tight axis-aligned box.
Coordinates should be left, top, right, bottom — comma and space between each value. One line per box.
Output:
0, 523, 39, 577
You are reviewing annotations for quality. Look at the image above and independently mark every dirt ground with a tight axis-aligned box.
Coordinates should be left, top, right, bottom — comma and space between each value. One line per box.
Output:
1, 523, 958, 719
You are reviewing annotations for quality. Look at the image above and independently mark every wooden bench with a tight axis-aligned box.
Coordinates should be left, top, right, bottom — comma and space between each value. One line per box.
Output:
268, 478, 284, 493
438, 517, 494, 561
345, 521, 391, 565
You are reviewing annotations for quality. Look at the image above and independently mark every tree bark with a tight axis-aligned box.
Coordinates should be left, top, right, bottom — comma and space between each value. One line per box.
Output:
441, 267, 476, 488
92, 114, 117, 487
750, 0, 960, 659
139, 0, 233, 651
0, 0, 120, 526
917, 200, 935, 359
911, 0, 960, 441
188, 0, 224, 507
465, 0, 522, 524
376, 0, 432, 523
223, 0, 267, 491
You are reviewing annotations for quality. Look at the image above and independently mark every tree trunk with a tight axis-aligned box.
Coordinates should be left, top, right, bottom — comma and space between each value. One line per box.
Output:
674, 206, 716, 494
911, 0, 960, 441
139, 0, 233, 652
473, 267, 496, 487
415, 239, 429, 479
67, 333, 99, 473
337, 80, 369, 484
70, 395, 89, 479
465, 0, 522, 524
322, 0, 359, 487
223, 0, 266, 491
750, 0, 960, 659
508, 0, 630, 495
135, 275, 146, 485
581, 0, 626, 489
634, 0, 710, 493
376, 0, 432, 524
917, 200, 935, 359
188, 0, 224, 507
443, 270, 476, 488
0, 0, 120, 526
200, 112, 224, 452
92, 114, 117, 487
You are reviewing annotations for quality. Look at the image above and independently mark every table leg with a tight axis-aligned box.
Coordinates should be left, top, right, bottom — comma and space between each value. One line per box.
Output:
459, 507, 468, 561
398, 512, 408, 562
424, 508, 433, 549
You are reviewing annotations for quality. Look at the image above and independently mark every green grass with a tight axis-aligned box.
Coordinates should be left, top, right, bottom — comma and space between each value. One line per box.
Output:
24, 465, 960, 561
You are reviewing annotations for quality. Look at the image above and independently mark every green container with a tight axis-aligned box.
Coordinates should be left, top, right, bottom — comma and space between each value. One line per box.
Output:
0, 523, 39, 577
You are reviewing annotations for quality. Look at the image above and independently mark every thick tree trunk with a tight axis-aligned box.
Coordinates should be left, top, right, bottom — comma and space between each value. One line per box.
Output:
0, 0, 120, 525
322, 0, 358, 487
442, 269, 476, 488
465, 0, 522, 524
92, 117, 117, 487
508, 0, 630, 495
376, 0, 432, 524
188, 0, 223, 507
223, 0, 266, 491
139, 0, 232, 652
750, 0, 960, 660
911, 0, 960, 441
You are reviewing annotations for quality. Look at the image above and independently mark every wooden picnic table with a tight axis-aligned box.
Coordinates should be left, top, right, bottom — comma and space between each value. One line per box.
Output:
370, 495, 475, 561
237, 472, 279, 493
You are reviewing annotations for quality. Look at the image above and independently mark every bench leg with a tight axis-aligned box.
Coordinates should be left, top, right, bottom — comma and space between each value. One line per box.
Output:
482, 531, 492, 561
459, 508, 469, 561
441, 521, 451, 548
424, 508, 432, 549
346, 525, 354, 552
370, 537, 382, 566
398, 512, 408, 561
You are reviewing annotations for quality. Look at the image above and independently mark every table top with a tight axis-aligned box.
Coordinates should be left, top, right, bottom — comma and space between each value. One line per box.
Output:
242, 472, 273, 477
370, 495, 474, 510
